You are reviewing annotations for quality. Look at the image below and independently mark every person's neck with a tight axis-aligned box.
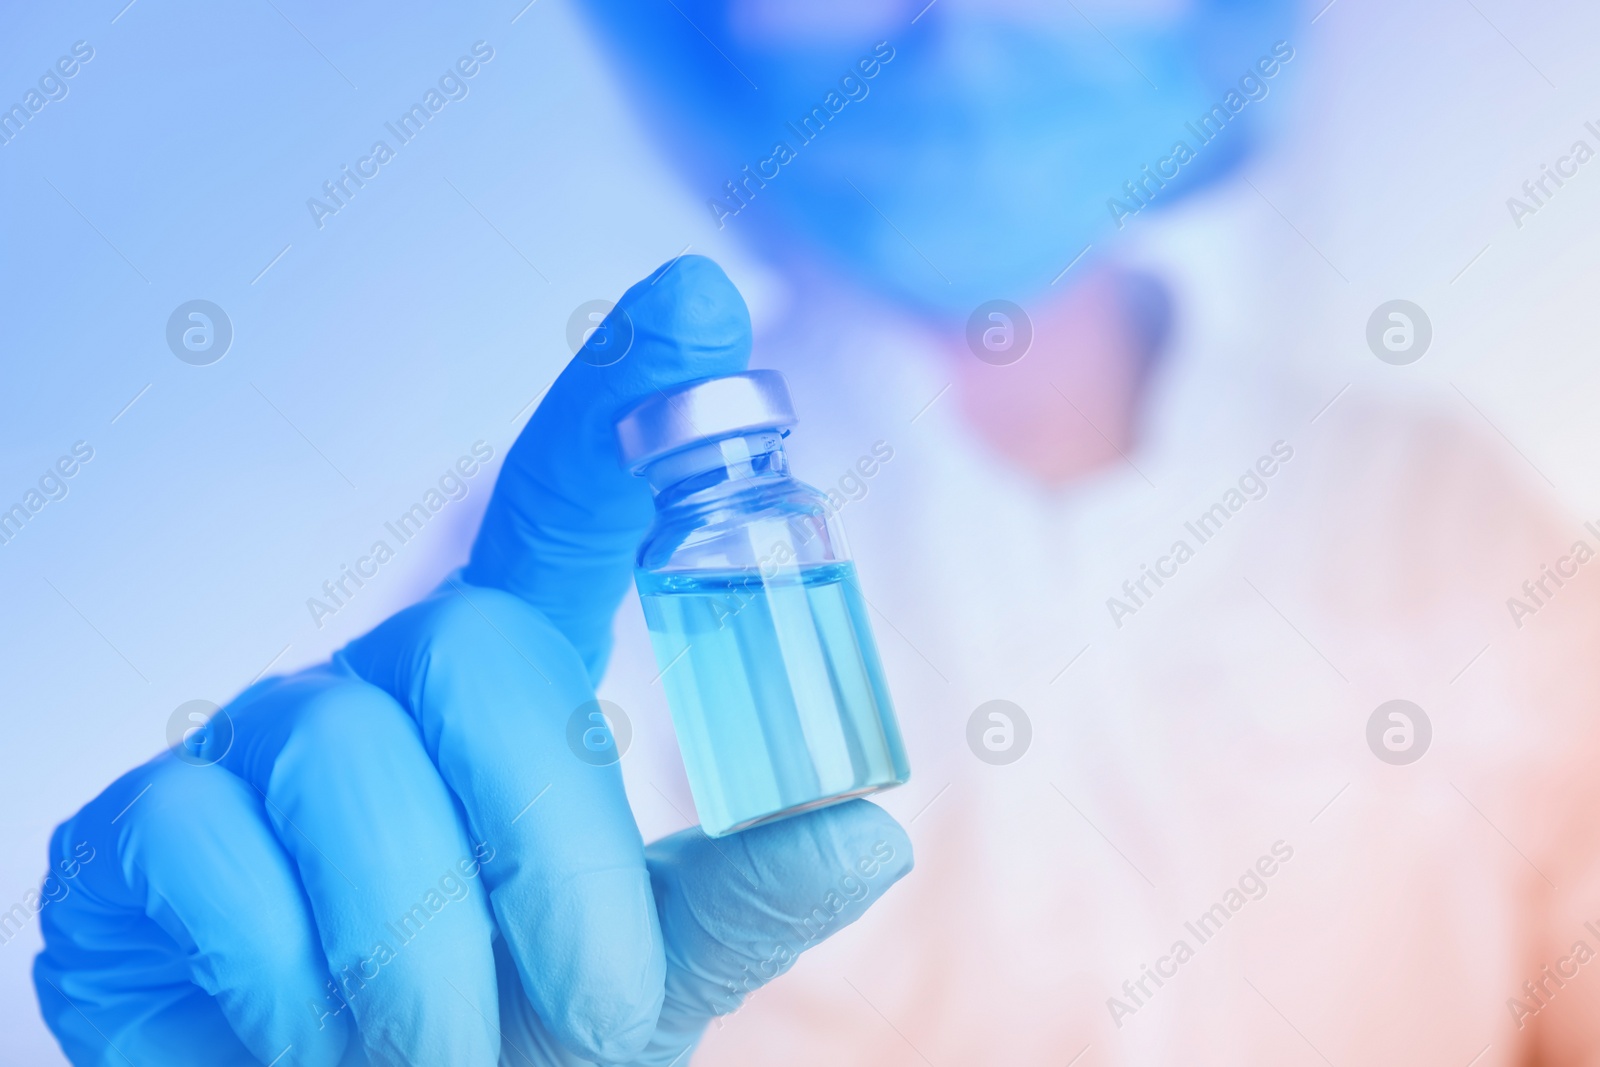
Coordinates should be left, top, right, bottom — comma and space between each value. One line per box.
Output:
947, 266, 1167, 487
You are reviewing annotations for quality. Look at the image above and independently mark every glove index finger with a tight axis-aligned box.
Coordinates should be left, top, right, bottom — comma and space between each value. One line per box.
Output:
340, 582, 668, 1064
466, 254, 752, 676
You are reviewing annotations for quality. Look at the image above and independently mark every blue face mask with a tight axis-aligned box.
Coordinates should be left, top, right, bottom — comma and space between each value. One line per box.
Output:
583, 1, 1297, 320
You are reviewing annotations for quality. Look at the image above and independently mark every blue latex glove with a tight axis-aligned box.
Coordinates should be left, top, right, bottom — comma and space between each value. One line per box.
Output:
34, 256, 913, 1067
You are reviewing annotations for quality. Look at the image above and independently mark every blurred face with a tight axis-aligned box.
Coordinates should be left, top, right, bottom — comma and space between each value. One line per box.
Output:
951, 265, 1165, 484
726, 0, 1196, 41
583, 0, 1294, 320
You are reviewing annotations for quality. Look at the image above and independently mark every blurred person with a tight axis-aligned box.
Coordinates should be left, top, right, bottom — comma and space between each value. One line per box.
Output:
584, 2, 1600, 1064
21, 1, 1600, 1066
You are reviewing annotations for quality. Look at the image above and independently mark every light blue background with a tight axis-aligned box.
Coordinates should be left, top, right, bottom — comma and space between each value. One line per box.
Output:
6, 0, 1600, 1062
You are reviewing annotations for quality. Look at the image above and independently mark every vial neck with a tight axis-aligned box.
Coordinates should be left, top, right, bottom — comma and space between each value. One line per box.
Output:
642, 432, 790, 508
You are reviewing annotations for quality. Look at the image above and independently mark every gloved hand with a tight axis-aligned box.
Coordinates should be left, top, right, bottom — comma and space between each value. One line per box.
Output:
34, 256, 913, 1067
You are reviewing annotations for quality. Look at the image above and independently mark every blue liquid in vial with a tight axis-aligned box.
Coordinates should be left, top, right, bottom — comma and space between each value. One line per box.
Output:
637, 560, 910, 837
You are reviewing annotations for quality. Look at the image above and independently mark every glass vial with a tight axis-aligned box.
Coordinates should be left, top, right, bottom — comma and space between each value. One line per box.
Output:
616, 371, 910, 837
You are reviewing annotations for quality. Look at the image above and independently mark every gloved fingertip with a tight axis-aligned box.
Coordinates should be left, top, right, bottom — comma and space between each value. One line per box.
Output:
825, 799, 915, 882
742, 799, 915, 892
617, 254, 752, 367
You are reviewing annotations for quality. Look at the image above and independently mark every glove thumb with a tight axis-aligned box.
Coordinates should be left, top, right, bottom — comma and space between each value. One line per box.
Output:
640, 800, 914, 1065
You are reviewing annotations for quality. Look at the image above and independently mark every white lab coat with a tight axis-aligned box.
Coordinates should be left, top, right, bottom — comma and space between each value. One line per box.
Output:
607, 192, 1600, 1066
